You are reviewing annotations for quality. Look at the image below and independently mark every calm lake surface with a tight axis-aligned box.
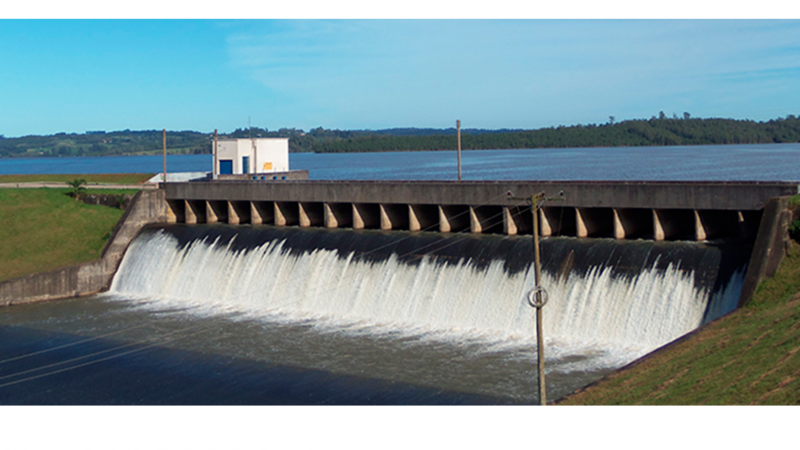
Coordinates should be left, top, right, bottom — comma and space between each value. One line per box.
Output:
1, 143, 799, 181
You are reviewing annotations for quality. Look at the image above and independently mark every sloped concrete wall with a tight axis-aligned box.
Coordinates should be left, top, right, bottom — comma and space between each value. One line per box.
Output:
738, 196, 792, 307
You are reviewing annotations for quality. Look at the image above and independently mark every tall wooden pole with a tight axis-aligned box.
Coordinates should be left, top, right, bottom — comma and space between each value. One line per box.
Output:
509, 191, 563, 406
533, 200, 546, 405
213, 129, 218, 180
457, 119, 462, 181
162, 129, 167, 183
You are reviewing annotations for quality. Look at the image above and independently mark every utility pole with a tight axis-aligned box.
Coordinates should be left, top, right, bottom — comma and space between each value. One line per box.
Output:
507, 190, 565, 405
213, 129, 218, 180
457, 119, 462, 181
531, 193, 546, 405
162, 129, 167, 183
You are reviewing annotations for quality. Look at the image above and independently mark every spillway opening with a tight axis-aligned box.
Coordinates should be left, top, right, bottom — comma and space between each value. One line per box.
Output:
102, 224, 750, 402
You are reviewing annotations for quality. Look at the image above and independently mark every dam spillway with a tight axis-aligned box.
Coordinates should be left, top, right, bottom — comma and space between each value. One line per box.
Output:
99, 224, 749, 402
163, 180, 798, 241
0, 178, 791, 403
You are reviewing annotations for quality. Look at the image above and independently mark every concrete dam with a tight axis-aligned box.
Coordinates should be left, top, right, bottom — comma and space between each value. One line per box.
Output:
1, 180, 797, 403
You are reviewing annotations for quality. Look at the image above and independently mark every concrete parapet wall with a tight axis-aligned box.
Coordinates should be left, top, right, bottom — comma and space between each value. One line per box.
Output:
216, 170, 309, 182
0, 189, 168, 306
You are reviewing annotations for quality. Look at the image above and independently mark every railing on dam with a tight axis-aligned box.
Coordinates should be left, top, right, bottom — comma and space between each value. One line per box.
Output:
162, 180, 800, 242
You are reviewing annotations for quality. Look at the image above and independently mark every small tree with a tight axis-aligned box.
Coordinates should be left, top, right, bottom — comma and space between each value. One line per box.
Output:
67, 178, 87, 200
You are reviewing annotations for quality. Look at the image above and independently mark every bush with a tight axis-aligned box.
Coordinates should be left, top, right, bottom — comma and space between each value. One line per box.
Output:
790, 220, 800, 243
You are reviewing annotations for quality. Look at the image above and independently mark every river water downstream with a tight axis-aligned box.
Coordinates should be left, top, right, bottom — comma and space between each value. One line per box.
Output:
0, 224, 750, 404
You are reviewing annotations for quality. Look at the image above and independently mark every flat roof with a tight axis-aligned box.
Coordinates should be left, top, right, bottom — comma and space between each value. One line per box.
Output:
217, 137, 289, 141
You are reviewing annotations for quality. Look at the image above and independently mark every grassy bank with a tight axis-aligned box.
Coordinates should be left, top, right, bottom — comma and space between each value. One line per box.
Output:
0, 188, 127, 282
559, 241, 800, 405
0, 173, 154, 184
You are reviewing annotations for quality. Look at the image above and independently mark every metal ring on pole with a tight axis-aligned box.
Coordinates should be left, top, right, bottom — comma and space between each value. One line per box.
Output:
526, 286, 548, 308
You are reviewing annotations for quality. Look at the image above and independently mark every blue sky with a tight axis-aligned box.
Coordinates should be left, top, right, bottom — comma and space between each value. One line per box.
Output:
2, 18, 800, 137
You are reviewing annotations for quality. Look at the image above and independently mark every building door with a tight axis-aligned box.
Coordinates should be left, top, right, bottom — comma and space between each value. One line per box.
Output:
220, 160, 233, 175
242, 156, 250, 174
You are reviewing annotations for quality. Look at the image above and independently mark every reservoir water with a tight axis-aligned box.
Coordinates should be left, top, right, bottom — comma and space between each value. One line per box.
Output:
1, 143, 800, 181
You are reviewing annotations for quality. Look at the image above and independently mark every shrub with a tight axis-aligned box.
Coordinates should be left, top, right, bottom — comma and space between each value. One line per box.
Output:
66, 178, 87, 200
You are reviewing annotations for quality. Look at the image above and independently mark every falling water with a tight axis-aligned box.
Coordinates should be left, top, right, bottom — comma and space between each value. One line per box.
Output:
96, 225, 749, 402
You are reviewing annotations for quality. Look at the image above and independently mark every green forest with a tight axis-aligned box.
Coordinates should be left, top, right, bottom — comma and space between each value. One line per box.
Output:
312, 114, 800, 152
2, 114, 800, 158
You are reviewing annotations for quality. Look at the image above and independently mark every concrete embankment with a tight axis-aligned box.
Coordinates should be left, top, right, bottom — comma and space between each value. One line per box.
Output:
0, 189, 167, 306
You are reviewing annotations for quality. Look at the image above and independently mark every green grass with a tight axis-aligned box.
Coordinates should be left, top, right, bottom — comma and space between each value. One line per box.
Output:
0, 188, 125, 282
0, 173, 154, 184
558, 242, 800, 405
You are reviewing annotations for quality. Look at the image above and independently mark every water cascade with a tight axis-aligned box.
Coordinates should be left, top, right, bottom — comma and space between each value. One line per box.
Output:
106, 225, 750, 401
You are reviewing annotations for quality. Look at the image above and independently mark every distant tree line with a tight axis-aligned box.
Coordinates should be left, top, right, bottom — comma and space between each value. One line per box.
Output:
223, 126, 517, 153
1, 114, 799, 158
312, 114, 800, 153
0, 129, 212, 158
0, 126, 522, 157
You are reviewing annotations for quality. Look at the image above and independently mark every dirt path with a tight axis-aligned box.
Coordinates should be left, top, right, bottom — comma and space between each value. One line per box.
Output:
0, 182, 157, 190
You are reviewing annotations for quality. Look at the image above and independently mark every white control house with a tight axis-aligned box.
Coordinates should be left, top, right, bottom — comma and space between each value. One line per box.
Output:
214, 138, 289, 176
